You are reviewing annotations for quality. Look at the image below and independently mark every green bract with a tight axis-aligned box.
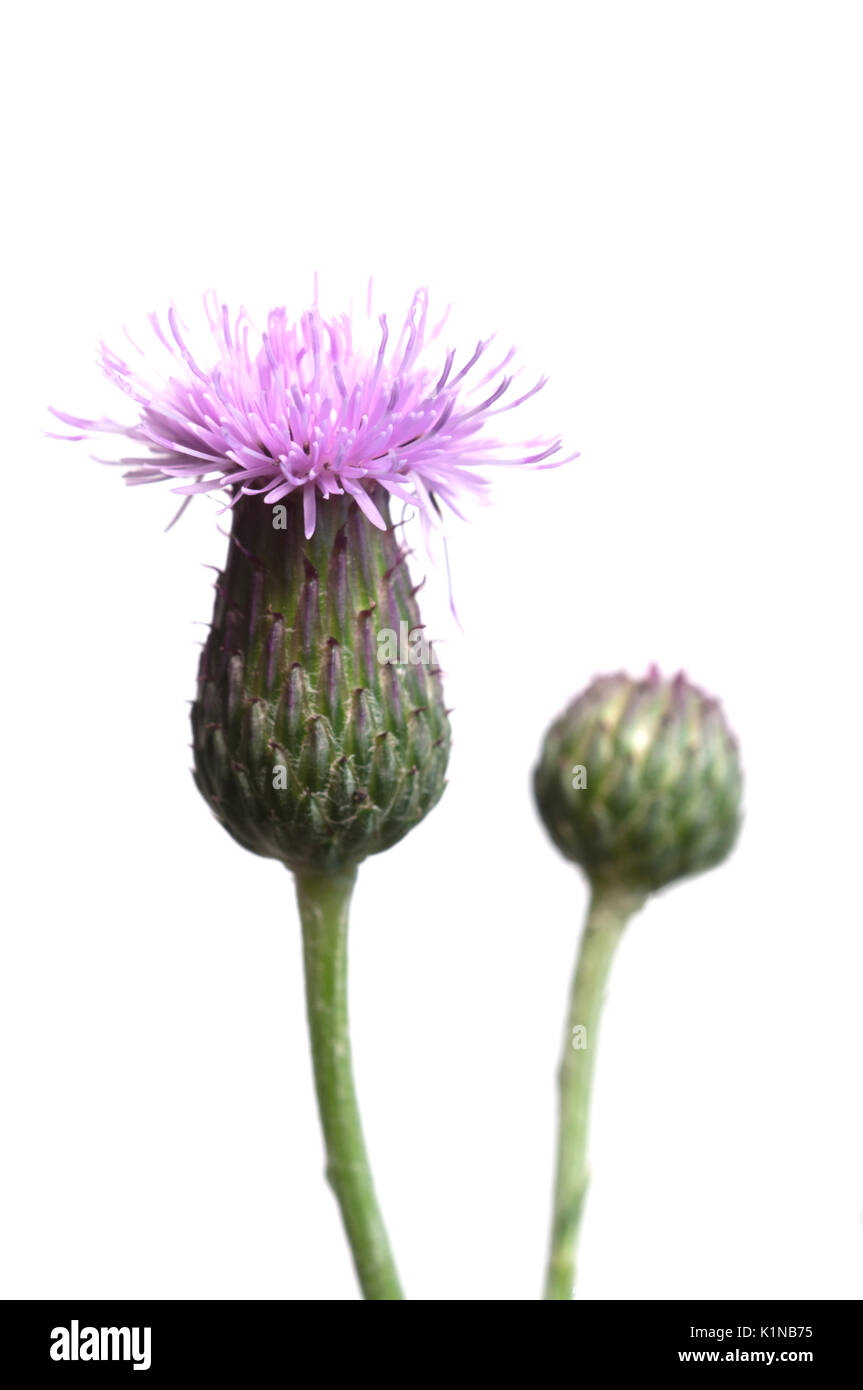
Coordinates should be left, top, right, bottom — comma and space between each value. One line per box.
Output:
192, 490, 450, 873
533, 669, 742, 893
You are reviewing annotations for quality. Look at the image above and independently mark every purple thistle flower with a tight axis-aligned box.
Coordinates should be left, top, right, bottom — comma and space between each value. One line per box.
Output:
51, 288, 574, 542
50, 285, 577, 1303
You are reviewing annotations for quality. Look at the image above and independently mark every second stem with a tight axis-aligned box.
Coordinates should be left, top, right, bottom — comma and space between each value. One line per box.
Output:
544, 881, 646, 1301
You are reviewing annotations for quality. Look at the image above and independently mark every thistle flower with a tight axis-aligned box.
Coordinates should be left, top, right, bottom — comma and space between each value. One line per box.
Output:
55, 287, 570, 1301
533, 668, 742, 1300
50, 287, 570, 543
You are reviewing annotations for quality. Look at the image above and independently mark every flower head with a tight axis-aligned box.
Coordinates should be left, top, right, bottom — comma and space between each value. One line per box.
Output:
533, 666, 743, 894
52, 288, 572, 541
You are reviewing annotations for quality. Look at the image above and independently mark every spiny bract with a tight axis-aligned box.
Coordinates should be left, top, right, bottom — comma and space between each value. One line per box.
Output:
192, 489, 450, 872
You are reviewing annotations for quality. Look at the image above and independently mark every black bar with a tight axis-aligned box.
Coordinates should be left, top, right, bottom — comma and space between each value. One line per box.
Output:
2, 1299, 859, 1377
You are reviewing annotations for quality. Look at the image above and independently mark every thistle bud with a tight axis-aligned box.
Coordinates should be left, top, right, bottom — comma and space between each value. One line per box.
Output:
533, 668, 742, 893
192, 489, 450, 873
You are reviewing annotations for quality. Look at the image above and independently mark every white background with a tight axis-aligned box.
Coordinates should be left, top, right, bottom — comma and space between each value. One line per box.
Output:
2, 1, 861, 1300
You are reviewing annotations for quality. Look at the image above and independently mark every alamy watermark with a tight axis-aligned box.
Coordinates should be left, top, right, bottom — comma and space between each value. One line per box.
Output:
50, 1320, 151, 1371
376, 620, 435, 667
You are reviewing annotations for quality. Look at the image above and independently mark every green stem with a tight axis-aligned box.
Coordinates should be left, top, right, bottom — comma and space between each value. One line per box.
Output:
295, 866, 403, 1301
544, 880, 646, 1301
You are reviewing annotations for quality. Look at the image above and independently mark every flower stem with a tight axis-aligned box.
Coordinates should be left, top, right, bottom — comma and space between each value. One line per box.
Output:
294, 866, 403, 1300
544, 881, 646, 1300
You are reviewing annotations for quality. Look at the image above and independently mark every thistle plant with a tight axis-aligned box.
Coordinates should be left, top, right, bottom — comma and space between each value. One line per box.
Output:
533, 667, 743, 1300
53, 289, 569, 1300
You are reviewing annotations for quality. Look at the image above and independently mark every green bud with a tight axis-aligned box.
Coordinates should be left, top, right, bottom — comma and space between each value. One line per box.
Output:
533, 668, 742, 893
192, 490, 451, 873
